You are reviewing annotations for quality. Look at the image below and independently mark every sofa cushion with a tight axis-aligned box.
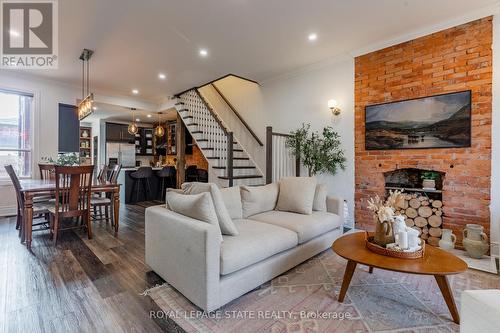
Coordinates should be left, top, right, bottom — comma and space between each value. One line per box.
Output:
249, 210, 342, 244
220, 219, 298, 275
276, 177, 317, 215
165, 190, 223, 242
313, 184, 327, 212
240, 183, 279, 218
182, 182, 239, 236
220, 186, 243, 220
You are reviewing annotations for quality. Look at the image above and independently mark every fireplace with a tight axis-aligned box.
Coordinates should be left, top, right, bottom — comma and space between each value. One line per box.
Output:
384, 168, 445, 246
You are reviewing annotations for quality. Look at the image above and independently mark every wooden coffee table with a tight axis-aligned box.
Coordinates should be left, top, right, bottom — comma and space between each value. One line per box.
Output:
332, 232, 468, 324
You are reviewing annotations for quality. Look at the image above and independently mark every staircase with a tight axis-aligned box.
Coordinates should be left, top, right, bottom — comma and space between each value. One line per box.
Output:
175, 86, 264, 188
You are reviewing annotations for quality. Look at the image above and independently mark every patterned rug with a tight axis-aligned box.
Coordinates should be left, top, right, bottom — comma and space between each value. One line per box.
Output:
146, 249, 499, 333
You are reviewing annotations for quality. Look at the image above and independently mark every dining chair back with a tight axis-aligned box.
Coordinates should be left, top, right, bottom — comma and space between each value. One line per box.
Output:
4, 165, 24, 230
39, 164, 55, 180
97, 165, 109, 181
50, 165, 94, 244
109, 164, 122, 183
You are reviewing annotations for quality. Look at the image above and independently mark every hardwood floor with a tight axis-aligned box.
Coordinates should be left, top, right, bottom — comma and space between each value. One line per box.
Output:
0, 203, 184, 333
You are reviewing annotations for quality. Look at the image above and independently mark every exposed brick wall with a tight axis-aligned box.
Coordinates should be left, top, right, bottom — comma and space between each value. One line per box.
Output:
354, 17, 492, 245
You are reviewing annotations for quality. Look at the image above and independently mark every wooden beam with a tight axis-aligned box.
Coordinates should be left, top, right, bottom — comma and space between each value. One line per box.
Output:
176, 114, 186, 188
266, 126, 273, 184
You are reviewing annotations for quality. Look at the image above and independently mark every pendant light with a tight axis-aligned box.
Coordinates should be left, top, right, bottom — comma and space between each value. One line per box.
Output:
155, 112, 165, 137
77, 49, 95, 120
128, 108, 139, 135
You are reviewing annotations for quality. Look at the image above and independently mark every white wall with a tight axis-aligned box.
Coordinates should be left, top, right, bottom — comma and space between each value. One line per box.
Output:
0, 71, 157, 216
217, 60, 355, 227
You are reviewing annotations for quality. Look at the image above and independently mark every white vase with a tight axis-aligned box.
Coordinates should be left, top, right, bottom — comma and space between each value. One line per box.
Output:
438, 229, 456, 251
422, 179, 435, 189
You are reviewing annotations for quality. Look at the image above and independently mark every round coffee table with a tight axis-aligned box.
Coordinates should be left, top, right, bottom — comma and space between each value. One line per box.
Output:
332, 232, 468, 324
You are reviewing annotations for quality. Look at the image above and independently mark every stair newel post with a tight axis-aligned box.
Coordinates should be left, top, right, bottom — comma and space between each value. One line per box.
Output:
266, 126, 273, 184
227, 131, 234, 187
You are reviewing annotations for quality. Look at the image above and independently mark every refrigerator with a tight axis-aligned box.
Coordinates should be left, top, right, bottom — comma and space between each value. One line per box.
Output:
106, 143, 136, 168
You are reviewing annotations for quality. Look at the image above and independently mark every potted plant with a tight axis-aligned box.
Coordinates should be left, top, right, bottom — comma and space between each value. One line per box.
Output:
285, 123, 346, 176
41, 152, 85, 166
421, 171, 439, 190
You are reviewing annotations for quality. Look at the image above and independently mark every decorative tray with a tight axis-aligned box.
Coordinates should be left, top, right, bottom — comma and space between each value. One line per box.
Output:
364, 231, 425, 259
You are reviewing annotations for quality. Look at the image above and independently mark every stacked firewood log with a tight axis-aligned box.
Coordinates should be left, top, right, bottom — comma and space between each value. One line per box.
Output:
394, 193, 443, 247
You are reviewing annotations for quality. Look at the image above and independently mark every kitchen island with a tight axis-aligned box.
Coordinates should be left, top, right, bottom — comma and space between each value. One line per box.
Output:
117, 167, 175, 204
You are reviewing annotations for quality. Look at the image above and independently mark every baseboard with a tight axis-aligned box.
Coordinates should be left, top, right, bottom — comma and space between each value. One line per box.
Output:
0, 205, 17, 217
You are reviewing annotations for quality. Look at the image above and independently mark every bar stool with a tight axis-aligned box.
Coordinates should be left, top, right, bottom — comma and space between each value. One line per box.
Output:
130, 167, 153, 202
156, 166, 176, 200
185, 165, 198, 182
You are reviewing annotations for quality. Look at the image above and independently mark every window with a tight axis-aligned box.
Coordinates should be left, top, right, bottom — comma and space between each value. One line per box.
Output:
0, 89, 33, 178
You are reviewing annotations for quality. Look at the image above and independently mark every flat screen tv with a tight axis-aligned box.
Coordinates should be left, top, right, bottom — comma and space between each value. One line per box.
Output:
365, 90, 471, 150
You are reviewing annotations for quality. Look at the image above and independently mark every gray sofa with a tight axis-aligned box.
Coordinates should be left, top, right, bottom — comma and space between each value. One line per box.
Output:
145, 182, 344, 312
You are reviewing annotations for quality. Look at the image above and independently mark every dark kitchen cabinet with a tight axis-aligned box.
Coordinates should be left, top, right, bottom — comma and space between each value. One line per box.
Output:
106, 122, 135, 143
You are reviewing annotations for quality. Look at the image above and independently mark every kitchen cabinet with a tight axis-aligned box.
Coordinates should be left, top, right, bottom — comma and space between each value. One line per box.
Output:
106, 122, 135, 143
135, 128, 154, 155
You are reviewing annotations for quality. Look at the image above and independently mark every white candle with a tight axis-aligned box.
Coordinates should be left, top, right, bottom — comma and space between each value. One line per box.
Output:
397, 231, 408, 249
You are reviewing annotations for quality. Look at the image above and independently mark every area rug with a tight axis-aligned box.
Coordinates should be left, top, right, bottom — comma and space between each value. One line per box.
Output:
146, 249, 496, 333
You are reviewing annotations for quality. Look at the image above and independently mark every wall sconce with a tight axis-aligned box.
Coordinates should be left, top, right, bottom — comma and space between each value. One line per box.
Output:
328, 99, 341, 116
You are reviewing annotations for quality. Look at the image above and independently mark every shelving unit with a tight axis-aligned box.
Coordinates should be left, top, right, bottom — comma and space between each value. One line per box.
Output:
79, 126, 92, 165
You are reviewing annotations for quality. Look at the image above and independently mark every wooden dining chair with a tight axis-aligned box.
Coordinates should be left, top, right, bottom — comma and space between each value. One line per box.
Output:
91, 164, 121, 226
39, 163, 55, 180
97, 164, 109, 181
4, 165, 50, 242
49, 165, 94, 244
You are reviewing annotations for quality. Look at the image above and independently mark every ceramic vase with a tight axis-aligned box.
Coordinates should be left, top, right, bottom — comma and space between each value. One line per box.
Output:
374, 216, 394, 247
422, 179, 436, 189
438, 229, 456, 251
462, 224, 489, 259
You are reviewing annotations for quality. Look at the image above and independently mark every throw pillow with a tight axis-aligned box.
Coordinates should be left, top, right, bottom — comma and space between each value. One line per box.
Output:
276, 177, 317, 215
182, 182, 239, 236
165, 190, 223, 241
220, 186, 243, 219
313, 184, 328, 212
240, 183, 279, 218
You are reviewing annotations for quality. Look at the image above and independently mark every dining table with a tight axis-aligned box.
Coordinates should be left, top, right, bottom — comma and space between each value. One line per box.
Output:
19, 178, 121, 250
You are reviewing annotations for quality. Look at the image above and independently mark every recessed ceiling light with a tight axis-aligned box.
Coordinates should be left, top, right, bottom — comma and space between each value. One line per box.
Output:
158, 73, 166, 80
308, 33, 318, 41
9, 30, 19, 37
199, 49, 208, 57
135, 118, 140, 122
147, 114, 152, 118
132, 89, 139, 95
92, 106, 98, 111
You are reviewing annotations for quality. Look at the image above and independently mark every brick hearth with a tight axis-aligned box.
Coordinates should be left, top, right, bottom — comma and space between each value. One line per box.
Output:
354, 17, 492, 246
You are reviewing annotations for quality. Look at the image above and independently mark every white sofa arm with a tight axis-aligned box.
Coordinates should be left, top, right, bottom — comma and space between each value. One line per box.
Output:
145, 205, 221, 311
461, 290, 500, 333
326, 196, 344, 226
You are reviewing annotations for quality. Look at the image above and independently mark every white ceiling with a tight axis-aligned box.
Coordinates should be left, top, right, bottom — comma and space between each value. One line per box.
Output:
3, 0, 499, 103
84, 102, 177, 124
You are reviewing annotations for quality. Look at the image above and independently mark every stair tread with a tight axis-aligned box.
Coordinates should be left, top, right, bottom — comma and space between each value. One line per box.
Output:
207, 157, 249, 160
213, 166, 256, 169
191, 131, 203, 134
218, 175, 263, 180
186, 123, 198, 126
